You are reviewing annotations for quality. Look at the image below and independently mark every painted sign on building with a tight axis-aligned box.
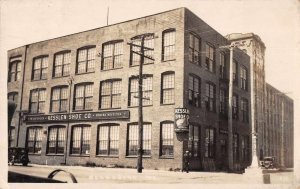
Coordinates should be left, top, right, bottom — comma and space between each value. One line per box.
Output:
174, 108, 189, 132
25, 110, 130, 123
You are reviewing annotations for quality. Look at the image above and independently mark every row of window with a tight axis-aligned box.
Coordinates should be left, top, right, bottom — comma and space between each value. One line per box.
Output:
9, 32, 247, 85
28, 72, 175, 113
219, 57, 248, 91
219, 89, 249, 123
26, 122, 174, 157
8, 30, 176, 83
188, 74, 249, 122
25, 123, 250, 162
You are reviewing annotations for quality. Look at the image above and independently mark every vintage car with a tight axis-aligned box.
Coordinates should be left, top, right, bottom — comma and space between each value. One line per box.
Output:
260, 156, 276, 169
8, 147, 30, 166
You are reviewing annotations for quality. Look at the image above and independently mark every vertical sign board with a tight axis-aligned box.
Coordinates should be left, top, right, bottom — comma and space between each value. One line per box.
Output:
174, 108, 189, 132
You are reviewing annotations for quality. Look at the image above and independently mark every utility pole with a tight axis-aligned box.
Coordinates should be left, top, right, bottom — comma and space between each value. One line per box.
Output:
127, 34, 154, 173
64, 76, 74, 165
219, 41, 246, 172
137, 35, 145, 173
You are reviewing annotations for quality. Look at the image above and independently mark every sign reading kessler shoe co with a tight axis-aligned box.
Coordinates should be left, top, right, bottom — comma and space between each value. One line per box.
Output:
25, 110, 130, 123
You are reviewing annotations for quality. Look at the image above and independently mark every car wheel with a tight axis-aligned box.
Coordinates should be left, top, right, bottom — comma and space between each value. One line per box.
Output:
22, 162, 28, 166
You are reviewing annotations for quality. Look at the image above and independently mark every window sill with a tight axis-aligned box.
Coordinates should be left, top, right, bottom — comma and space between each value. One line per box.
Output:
159, 156, 174, 159
189, 61, 201, 66
162, 59, 176, 63
101, 67, 123, 72
160, 103, 175, 106
46, 154, 64, 156
96, 155, 119, 158
72, 109, 93, 112
69, 154, 90, 157
99, 107, 121, 111
130, 63, 154, 67
49, 111, 68, 114
8, 80, 20, 83
52, 75, 70, 79
27, 113, 45, 115
31, 79, 48, 82
75, 71, 95, 75
128, 105, 153, 108
125, 155, 151, 158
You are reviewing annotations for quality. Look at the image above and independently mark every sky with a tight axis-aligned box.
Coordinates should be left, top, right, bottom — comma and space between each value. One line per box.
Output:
0, 0, 300, 186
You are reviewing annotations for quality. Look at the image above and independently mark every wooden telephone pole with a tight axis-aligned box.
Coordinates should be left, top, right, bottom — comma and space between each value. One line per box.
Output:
127, 34, 154, 173
219, 41, 246, 172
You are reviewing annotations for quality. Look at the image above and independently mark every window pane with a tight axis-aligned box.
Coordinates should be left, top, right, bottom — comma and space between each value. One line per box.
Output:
98, 126, 109, 155
109, 126, 119, 155
161, 123, 174, 156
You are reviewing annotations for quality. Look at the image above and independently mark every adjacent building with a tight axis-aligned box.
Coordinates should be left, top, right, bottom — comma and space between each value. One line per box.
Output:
265, 84, 294, 168
8, 8, 252, 171
226, 33, 294, 168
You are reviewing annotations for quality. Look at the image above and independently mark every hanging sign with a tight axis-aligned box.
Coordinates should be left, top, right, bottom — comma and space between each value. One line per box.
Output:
174, 108, 189, 132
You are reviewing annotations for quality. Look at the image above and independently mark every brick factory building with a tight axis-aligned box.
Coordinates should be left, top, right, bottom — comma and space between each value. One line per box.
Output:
7, 8, 252, 171
265, 84, 294, 168
226, 33, 294, 168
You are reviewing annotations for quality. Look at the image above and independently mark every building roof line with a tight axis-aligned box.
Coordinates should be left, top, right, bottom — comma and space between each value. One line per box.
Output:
8, 7, 186, 51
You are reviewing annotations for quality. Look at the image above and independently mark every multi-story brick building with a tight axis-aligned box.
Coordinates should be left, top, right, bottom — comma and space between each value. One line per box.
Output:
226, 33, 294, 168
7, 8, 251, 171
265, 84, 294, 168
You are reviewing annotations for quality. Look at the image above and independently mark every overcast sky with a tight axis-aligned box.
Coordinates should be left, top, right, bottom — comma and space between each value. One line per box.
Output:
1, 0, 300, 181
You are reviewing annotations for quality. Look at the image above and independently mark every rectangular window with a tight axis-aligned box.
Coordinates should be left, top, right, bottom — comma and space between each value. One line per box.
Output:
241, 98, 249, 123
77, 47, 95, 74
100, 80, 122, 109
233, 134, 239, 161
188, 75, 201, 107
27, 127, 42, 154
102, 41, 123, 70
8, 128, 15, 147
162, 30, 176, 61
241, 135, 247, 161
205, 83, 216, 112
188, 125, 200, 157
127, 123, 151, 156
233, 95, 239, 120
131, 35, 154, 66
240, 66, 247, 90
71, 126, 91, 155
233, 61, 238, 85
219, 53, 225, 78
98, 125, 119, 156
189, 33, 201, 65
219, 89, 226, 114
8, 92, 18, 104
29, 89, 46, 114
54, 52, 71, 77
32, 56, 48, 80
74, 83, 93, 110
47, 127, 65, 154
129, 76, 152, 106
205, 44, 215, 72
51, 86, 68, 112
9, 61, 21, 82
161, 72, 175, 104
160, 122, 174, 157
205, 128, 215, 158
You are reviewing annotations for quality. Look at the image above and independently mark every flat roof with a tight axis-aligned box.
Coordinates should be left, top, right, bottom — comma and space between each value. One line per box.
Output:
8, 7, 186, 51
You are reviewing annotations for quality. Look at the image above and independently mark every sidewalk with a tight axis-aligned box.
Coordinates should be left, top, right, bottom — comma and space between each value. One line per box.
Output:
8, 164, 295, 184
